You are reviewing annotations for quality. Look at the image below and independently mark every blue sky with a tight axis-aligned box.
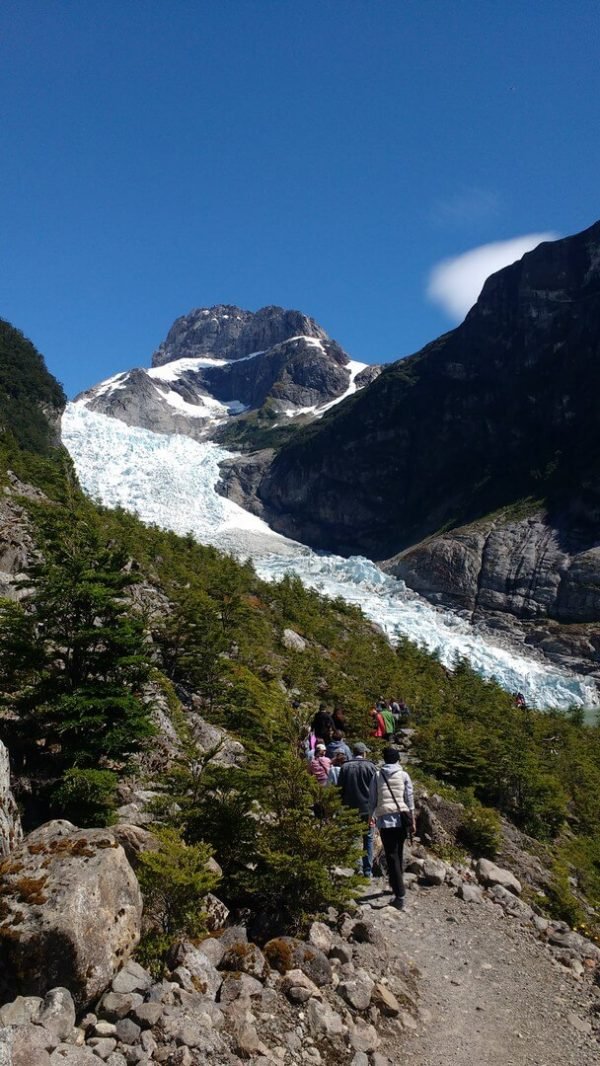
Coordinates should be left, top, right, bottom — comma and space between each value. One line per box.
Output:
1, 0, 599, 396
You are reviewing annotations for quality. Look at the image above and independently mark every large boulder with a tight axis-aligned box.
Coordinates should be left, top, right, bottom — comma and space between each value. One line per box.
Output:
475, 858, 522, 896
0, 821, 142, 1008
0, 740, 22, 857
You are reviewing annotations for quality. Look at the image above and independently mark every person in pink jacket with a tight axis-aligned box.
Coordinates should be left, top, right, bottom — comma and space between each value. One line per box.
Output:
308, 743, 331, 785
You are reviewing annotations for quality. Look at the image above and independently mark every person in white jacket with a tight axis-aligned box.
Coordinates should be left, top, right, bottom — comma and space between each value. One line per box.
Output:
368, 746, 416, 909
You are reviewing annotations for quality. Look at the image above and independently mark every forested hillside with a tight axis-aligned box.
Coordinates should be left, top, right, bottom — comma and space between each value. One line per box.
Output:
0, 319, 599, 950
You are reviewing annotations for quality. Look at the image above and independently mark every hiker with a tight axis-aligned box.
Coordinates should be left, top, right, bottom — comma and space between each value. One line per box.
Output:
332, 707, 348, 733
370, 707, 387, 738
369, 746, 415, 909
326, 730, 353, 761
312, 707, 335, 744
336, 742, 378, 878
397, 699, 411, 722
300, 726, 316, 761
379, 704, 396, 740
327, 750, 347, 785
308, 743, 331, 785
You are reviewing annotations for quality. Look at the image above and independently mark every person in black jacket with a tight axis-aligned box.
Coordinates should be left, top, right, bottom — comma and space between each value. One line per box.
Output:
336, 742, 377, 877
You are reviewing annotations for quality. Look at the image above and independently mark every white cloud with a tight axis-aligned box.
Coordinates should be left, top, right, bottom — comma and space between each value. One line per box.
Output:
427, 233, 558, 320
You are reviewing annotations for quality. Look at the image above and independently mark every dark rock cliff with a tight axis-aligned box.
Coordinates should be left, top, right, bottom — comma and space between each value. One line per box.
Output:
255, 221, 600, 562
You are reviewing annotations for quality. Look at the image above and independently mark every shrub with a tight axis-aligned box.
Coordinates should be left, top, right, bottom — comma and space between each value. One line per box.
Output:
241, 750, 364, 930
136, 827, 219, 974
53, 768, 118, 827
458, 805, 502, 859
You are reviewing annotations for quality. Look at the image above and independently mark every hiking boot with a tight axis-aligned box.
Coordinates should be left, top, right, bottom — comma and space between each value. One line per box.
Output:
391, 895, 405, 910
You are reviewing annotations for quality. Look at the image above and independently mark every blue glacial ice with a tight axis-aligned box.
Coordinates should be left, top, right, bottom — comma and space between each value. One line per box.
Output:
61, 402, 599, 712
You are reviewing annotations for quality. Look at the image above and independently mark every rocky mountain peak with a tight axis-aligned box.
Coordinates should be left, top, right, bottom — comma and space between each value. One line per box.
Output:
76, 304, 379, 446
151, 304, 329, 367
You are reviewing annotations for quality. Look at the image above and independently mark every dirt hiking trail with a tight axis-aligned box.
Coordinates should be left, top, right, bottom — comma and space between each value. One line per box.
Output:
360, 879, 599, 1066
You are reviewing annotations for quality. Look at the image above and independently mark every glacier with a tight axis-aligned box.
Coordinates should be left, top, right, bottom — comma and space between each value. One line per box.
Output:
62, 402, 599, 712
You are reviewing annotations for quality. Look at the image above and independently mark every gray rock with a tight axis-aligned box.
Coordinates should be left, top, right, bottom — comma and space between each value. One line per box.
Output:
167, 942, 222, 999
105, 1056, 128, 1066
0, 740, 22, 857
111, 962, 151, 995
161, 1050, 192, 1066
567, 1012, 592, 1035
218, 973, 264, 1004
98, 993, 144, 1021
329, 941, 353, 965
420, 859, 447, 886
0, 996, 43, 1027
308, 922, 334, 955
345, 920, 378, 945
306, 998, 344, 1038
130, 1003, 163, 1029
216, 925, 248, 949
49, 1046, 98, 1064
338, 971, 374, 1011
350, 1055, 369, 1066
280, 969, 322, 1003
0, 824, 142, 1008
488, 884, 533, 919
203, 894, 229, 932
475, 858, 522, 896
139, 1031, 157, 1056
86, 1038, 117, 1059
114, 1018, 141, 1045
282, 629, 307, 652
234, 1023, 268, 1058
457, 882, 484, 904
8, 1023, 55, 1064
38, 989, 76, 1043
196, 937, 225, 968
371, 982, 400, 1017
92, 1022, 116, 1037
348, 1020, 378, 1053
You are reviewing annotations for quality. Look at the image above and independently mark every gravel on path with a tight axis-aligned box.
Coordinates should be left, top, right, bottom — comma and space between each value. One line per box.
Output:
359, 881, 599, 1066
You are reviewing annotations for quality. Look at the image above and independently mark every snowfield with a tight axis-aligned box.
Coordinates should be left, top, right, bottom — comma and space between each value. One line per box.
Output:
62, 402, 599, 711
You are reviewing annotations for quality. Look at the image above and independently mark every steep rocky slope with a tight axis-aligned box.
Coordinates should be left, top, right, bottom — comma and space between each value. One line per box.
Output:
77, 304, 380, 444
241, 222, 600, 649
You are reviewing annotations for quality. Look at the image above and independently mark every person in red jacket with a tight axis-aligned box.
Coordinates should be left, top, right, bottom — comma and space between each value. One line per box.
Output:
370, 707, 386, 738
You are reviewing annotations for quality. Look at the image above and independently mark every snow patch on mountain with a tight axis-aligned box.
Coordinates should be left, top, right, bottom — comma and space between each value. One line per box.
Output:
61, 401, 599, 710
283, 359, 368, 418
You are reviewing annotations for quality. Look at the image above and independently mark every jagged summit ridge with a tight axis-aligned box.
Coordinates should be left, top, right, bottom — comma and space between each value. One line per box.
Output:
152, 304, 329, 366
76, 304, 379, 443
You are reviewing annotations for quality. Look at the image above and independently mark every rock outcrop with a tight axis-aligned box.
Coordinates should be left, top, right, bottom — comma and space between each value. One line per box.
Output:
384, 510, 600, 677
0, 741, 22, 857
386, 512, 600, 624
0, 821, 142, 1008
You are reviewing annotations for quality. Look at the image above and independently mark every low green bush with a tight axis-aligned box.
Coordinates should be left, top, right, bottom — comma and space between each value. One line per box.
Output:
136, 827, 219, 974
53, 768, 118, 827
458, 805, 502, 859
